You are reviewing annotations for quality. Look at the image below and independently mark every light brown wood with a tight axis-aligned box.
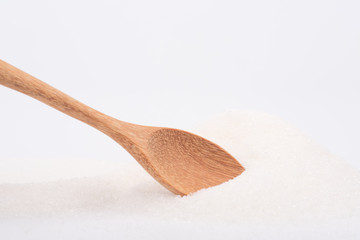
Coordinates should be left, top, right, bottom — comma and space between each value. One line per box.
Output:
0, 59, 245, 195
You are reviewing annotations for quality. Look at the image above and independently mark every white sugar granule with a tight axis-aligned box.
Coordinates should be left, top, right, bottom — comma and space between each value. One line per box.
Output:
0, 110, 359, 239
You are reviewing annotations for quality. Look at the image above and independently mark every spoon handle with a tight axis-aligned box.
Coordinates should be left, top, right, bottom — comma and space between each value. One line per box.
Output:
0, 59, 117, 135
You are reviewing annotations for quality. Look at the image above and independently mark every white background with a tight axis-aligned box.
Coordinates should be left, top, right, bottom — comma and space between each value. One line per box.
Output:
0, 1, 359, 175
1, 1, 360, 239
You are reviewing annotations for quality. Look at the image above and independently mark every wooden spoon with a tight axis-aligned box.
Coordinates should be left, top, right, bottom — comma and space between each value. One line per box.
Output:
0, 60, 245, 196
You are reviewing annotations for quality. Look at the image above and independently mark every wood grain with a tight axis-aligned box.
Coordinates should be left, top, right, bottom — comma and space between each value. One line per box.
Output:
0, 59, 245, 195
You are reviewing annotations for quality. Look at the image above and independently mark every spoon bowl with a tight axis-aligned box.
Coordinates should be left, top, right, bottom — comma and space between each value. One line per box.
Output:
146, 128, 244, 195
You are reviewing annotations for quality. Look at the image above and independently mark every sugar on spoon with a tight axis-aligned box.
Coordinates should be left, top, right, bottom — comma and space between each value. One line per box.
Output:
0, 60, 244, 196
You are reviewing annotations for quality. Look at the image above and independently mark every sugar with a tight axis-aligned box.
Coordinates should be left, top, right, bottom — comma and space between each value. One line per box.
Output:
189, 110, 360, 222
0, 110, 359, 238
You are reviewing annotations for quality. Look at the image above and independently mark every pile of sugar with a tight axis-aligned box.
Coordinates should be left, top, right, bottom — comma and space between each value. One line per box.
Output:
1, 110, 360, 238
